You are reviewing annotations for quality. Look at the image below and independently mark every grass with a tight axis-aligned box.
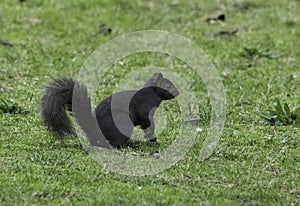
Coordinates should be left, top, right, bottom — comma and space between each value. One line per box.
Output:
1, 0, 299, 205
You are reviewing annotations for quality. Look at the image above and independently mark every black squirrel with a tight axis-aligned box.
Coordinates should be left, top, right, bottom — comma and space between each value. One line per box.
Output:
41, 73, 179, 148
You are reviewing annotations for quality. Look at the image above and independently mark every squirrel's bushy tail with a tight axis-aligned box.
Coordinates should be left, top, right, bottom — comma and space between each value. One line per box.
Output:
41, 77, 76, 136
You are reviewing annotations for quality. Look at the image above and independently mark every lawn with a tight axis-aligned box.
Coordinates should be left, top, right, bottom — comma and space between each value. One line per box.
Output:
0, 0, 299, 205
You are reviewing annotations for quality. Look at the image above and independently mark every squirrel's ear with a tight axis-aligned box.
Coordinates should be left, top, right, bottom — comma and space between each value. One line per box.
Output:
153, 73, 163, 83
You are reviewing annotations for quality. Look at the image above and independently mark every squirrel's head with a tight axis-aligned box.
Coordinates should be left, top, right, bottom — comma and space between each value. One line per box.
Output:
144, 73, 179, 100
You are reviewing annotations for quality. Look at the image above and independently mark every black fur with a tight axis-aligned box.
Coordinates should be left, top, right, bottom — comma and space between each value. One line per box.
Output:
41, 73, 179, 147
41, 77, 75, 136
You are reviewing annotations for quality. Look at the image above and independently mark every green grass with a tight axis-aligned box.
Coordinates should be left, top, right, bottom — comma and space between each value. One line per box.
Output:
1, 0, 300, 205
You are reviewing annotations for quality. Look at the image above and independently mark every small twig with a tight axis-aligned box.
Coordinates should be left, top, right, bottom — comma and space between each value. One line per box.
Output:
205, 14, 225, 23
0, 40, 13, 47
98, 24, 112, 35
202, 28, 238, 37
183, 118, 200, 126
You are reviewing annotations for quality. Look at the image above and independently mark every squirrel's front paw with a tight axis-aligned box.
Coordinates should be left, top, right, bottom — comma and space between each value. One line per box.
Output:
149, 138, 157, 144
